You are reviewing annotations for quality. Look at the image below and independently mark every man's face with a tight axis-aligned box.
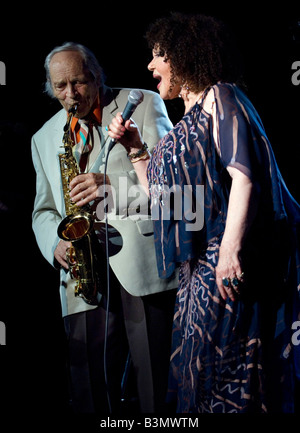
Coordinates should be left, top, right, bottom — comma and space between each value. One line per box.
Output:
49, 50, 99, 118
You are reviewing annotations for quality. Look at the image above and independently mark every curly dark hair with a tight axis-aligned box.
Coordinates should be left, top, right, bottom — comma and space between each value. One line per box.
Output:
145, 12, 244, 93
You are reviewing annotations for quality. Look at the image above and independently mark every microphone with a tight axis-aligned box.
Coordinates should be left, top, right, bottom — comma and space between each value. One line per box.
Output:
107, 89, 144, 153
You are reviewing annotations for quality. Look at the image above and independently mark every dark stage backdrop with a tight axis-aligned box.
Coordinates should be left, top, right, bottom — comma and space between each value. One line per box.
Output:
0, 2, 299, 427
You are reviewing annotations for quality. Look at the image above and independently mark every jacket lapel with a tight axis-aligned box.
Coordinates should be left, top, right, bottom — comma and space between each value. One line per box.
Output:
53, 109, 69, 155
89, 87, 122, 172
101, 86, 120, 126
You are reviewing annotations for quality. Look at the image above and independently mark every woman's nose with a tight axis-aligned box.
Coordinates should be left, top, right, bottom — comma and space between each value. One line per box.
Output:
147, 58, 155, 71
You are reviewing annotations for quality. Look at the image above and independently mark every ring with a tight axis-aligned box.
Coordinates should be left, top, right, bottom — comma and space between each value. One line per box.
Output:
105, 126, 110, 132
222, 277, 230, 287
230, 277, 239, 287
238, 272, 245, 279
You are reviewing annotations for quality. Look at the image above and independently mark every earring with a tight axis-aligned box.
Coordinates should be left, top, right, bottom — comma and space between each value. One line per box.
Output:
179, 82, 190, 100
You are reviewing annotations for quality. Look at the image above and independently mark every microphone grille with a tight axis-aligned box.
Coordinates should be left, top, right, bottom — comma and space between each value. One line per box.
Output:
128, 89, 144, 105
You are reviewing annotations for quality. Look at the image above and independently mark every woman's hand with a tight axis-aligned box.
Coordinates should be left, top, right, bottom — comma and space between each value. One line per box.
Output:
215, 242, 244, 301
108, 112, 144, 153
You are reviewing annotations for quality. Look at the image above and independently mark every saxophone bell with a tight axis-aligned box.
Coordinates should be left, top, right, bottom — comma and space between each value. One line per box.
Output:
58, 211, 92, 241
57, 211, 99, 304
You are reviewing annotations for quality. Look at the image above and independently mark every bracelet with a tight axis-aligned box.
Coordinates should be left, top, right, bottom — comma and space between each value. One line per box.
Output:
127, 143, 148, 160
130, 150, 150, 163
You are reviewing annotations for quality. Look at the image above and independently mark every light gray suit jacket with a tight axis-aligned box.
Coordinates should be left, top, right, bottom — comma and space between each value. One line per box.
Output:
32, 86, 178, 317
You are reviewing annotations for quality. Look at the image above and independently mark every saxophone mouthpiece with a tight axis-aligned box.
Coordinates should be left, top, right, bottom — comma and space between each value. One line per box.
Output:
69, 104, 78, 115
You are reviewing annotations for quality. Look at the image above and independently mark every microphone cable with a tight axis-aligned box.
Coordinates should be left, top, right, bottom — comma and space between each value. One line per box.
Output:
101, 89, 144, 414
103, 146, 113, 414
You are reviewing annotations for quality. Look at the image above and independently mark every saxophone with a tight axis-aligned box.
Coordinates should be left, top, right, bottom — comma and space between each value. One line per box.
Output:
57, 105, 102, 304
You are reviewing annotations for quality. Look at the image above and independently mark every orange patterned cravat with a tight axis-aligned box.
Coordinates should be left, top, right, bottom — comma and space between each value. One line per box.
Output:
70, 97, 102, 172
74, 119, 93, 172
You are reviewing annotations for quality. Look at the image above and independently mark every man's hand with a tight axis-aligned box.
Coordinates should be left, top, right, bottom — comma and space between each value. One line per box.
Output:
69, 173, 110, 207
54, 239, 71, 269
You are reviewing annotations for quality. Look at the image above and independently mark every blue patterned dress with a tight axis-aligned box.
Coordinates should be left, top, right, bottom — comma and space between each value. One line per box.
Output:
147, 83, 300, 413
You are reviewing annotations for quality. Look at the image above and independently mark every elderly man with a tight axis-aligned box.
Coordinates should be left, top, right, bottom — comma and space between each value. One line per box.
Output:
32, 42, 177, 413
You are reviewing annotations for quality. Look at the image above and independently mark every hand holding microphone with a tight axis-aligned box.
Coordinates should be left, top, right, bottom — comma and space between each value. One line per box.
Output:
107, 90, 145, 154
106, 89, 150, 196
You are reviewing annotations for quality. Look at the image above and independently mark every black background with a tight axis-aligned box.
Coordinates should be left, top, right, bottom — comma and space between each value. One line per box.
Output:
0, 1, 300, 428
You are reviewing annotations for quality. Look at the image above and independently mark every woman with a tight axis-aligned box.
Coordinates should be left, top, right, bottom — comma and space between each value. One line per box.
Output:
108, 12, 300, 413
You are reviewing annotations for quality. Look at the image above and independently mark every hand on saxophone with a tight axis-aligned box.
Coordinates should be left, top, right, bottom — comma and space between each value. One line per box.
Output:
54, 240, 71, 270
69, 173, 110, 207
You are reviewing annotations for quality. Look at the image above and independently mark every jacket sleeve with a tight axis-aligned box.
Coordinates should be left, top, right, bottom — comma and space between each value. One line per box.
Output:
31, 135, 61, 267
138, 90, 173, 151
